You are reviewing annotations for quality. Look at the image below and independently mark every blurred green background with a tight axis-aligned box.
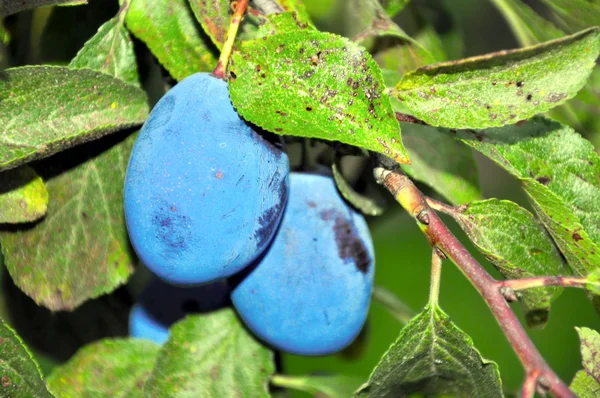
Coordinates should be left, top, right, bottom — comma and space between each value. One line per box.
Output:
1, 0, 599, 396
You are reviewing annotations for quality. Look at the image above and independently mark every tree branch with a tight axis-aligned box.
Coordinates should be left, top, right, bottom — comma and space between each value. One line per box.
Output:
373, 163, 575, 398
500, 276, 588, 291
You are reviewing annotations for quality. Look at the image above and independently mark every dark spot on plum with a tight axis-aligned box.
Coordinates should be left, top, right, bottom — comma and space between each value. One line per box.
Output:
144, 95, 175, 131
332, 215, 371, 274
307, 201, 317, 208
254, 178, 287, 242
152, 202, 190, 253
536, 176, 550, 185
573, 233, 583, 241
215, 171, 224, 179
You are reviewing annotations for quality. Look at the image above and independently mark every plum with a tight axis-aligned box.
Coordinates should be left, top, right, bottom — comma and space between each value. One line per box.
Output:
124, 73, 289, 285
129, 278, 229, 345
231, 173, 375, 356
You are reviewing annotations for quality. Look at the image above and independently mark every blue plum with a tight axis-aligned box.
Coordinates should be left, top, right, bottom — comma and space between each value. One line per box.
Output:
231, 173, 375, 356
129, 278, 229, 345
124, 73, 289, 285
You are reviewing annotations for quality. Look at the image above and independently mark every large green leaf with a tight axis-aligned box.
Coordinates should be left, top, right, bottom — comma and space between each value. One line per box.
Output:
0, 318, 52, 398
0, 0, 85, 17
272, 374, 364, 398
451, 199, 568, 328
570, 327, 600, 397
47, 338, 160, 397
0, 66, 148, 172
0, 166, 48, 223
356, 304, 502, 397
380, 0, 409, 17
229, 30, 410, 163
458, 117, 600, 277
393, 27, 600, 128
125, 0, 217, 81
400, 122, 481, 205
70, 3, 139, 86
0, 11, 143, 310
542, 0, 600, 32
143, 309, 274, 397
0, 132, 137, 311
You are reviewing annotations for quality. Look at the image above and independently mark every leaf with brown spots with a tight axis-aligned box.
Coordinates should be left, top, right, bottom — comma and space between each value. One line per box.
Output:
47, 338, 160, 398
229, 30, 410, 163
393, 27, 600, 128
0, 318, 52, 398
356, 304, 503, 397
451, 199, 569, 328
125, 0, 217, 81
571, 327, 600, 397
0, 15, 143, 310
458, 117, 600, 278
143, 309, 274, 397
0, 66, 149, 172
0, 166, 48, 224
0, 0, 86, 17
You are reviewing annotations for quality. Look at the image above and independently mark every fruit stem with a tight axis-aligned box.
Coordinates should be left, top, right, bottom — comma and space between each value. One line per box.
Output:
373, 162, 575, 398
428, 251, 443, 307
212, 0, 249, 80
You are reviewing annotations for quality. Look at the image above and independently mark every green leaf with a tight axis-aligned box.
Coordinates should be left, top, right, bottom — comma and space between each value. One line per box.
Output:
451, 199, 568, 328
458, 117, 600, 277
0, 66, 149, 172
0, 20, 9, 44
587, 269, 600, 296
229, 30, 410, 163
0, 132, 138, 311
0, 0, 86, 17
400, 123, 481, 205
542, 0, 600, 32
332, 155, 385, 216
47, 338, 160, 397
572, 326, 600, 396
380, 0, 409, 17
0, 318, 52, 398
393, 27, 600, 128
255, 12, 313, 39
571, 370, 600, 397
70, 4, 139, 86
271, 374, 364, 398
356, 304, 502, 397
490, 0, 563, 47
143, 308, 274, 397
125, 0, 217, 81
347, 0, 435, 77
0, 166, 48, 223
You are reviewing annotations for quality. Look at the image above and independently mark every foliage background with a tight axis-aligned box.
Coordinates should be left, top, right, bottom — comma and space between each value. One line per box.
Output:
1, 0, 599, 395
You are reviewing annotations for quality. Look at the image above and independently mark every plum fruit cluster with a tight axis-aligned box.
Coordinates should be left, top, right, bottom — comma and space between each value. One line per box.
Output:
124, 73, 375, 355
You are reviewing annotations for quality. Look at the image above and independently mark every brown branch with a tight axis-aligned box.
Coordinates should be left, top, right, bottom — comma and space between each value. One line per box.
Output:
373, 164, 575, 398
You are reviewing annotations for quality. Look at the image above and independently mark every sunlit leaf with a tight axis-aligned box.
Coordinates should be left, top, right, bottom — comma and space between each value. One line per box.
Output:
272, 374, 363, 398
394, 28, 600, 128
229, 30, 410, 163
0, 166, 48, 224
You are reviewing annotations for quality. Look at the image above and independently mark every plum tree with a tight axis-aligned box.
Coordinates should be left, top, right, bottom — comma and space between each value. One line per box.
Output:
129, 278, 230, 345
124, 73, 290, 285
231, 172, 375, 356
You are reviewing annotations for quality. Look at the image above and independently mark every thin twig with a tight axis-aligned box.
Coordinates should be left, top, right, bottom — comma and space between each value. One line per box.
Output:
373, 163, 574, 398
429, 251, 443, 306
372, 285, 415, 325
500, 276, 588, 291
212, 0, 249, 80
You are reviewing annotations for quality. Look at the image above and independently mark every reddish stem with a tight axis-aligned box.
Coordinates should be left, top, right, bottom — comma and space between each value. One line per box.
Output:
375, 166, 575, 398
212, 0, 249, 80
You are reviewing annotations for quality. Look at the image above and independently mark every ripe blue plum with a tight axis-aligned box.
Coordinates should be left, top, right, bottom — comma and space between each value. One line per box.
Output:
124, 73, 289, 285
231, 173, 375, 356
129, 278, 229, 345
